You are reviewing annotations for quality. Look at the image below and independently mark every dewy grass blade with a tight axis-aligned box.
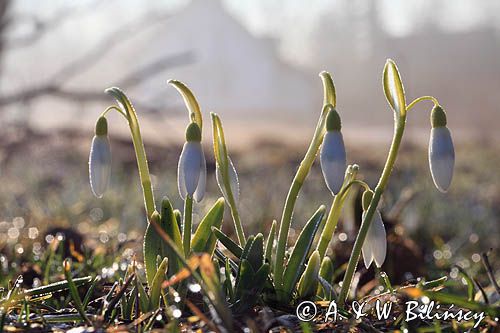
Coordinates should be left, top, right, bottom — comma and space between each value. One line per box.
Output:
63, 259, 91, 325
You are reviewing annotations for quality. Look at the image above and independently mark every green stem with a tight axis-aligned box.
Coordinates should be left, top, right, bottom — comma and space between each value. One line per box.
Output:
274, 105, 330, 287
106, 88, 156, 217
317, 180, 369, 259
226, 187, 245, 247
182, 195, 193, 256
406, 96, 439, 112
338, 116, 406, 306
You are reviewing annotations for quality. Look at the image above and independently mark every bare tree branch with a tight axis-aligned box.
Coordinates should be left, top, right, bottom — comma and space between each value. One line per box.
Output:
0, 4, 194, 115
6, 0, 105, 49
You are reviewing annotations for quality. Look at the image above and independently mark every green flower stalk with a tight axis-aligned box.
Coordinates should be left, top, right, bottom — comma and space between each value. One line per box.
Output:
89, 117, 111, 198
338, 59, 448, 305
169, 80, 206, 256
274, 71, 336, 289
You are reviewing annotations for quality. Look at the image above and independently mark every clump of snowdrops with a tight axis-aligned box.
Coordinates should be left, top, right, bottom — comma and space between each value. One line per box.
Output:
87, 59, 458, 328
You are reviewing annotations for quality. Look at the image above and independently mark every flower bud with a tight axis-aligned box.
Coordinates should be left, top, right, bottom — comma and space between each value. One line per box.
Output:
178, 123, 206, 202
320, 108, 346, 194
428, 106, 454, 193
89, 117, 111, 198
361, 206, 387, 268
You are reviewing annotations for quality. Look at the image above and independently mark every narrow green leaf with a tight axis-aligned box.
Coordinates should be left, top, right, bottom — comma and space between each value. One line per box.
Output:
224, 258, 234, 300
212, 227, 243, 258
281, 205, 325, 300
136, 275, 150, 313
143, 211, 163, 286
297, 250, 320, 299
234, 259, 255, 301
191, 198, 225, 254
168, 80, 203, 129
149, 257, 168, 309
246, 233, 264, 272
383, 59, 406, 117
265, 220, 276, 265
24, 276, 92, 297
83, 276, 101, 310
63, 260, 90, 324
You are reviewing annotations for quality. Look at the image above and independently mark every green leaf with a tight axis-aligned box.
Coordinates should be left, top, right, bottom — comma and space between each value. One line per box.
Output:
136, 275, 150, 313
212, 227, 243, 258
143, 211, 163, 287
319, 256, 334, 283
246, 233, 264, 272
191, 198, 225, 255
144, 199, 183, 286
168, 80, 203, 129
149, 257, 168, 309
63, 260, 90, 324
383, 59, 406, 117
265, 220, 276, 265
281, 206, 325, 301
234, 259, 255, 301
297, 250, 320, 299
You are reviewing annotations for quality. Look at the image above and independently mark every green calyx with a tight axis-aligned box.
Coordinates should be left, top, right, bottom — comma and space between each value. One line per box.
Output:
430, 105, 447, 128
325, 106, 341, 131
362, 190, 374, 211
95, 116, 108, 136
185, 122, 202, 142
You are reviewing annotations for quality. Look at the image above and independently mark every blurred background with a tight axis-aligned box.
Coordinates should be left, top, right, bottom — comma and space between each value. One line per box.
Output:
0, 0, 498, 285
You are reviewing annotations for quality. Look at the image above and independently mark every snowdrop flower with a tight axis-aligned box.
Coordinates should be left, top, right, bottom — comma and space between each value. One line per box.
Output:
89, 117, 111, 198
428, 105, 454, 193
178, 122, 206, 202
320, 107, 346, 194
361, 190, 387, 268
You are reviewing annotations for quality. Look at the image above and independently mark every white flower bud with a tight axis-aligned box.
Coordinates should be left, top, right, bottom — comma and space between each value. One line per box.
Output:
428, 126, 454, 193
320, 131, 346, 194
89, 135, 111, 198
216, 156, 239, 203
361, 211, 387, 269
178, 141, 206, 201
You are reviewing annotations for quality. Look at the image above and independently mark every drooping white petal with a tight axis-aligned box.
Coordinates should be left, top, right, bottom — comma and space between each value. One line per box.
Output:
216, 157, 240, 203
370, 212, 387, 268
361, 211, 387, 268
429, 127, 455, 193
193, 148, 207, 202
362, 220, 374, 268
178, 141, 202, 199
89, 135, 111, 198
320, 131, 346, 194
